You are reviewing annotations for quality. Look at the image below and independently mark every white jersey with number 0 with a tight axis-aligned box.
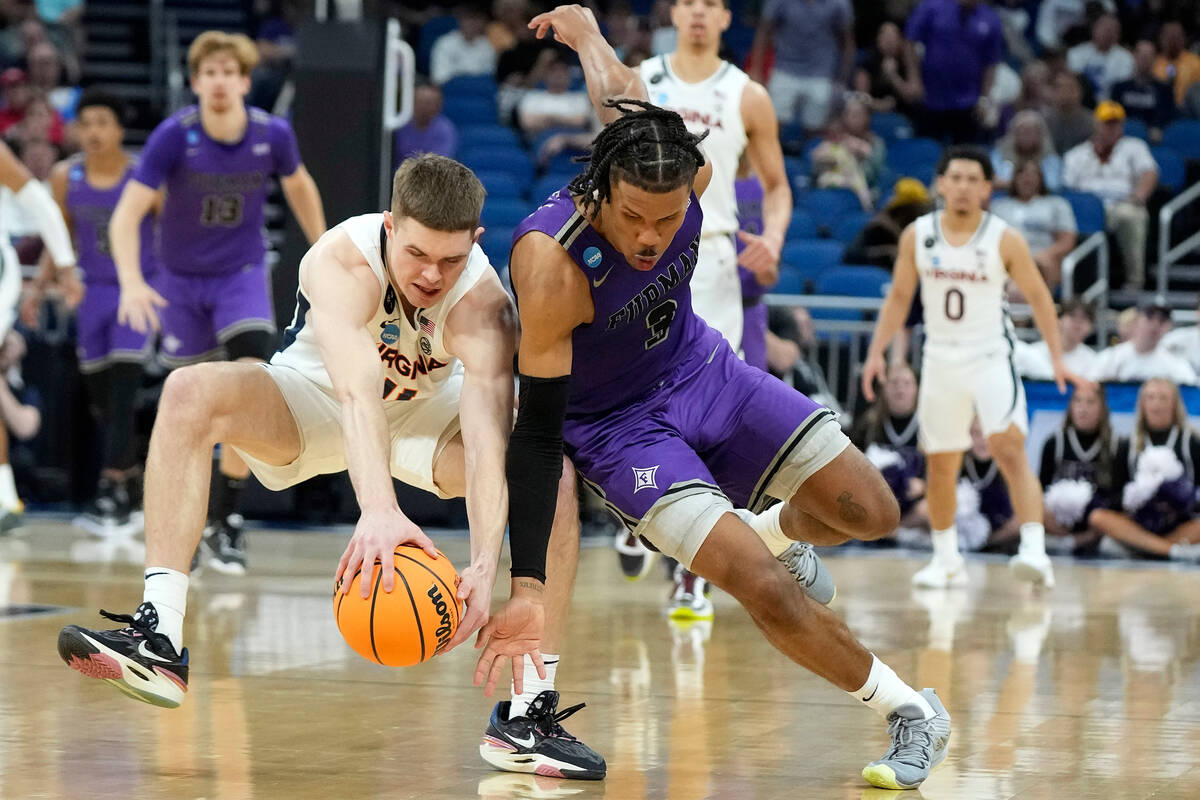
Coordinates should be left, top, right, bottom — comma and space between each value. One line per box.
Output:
914, 210, 1014, 362
638, 55, 749, 237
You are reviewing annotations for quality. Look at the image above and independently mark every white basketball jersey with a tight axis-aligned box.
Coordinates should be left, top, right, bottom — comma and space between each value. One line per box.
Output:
639, 55, 748, 236
914, 211, 1014, 361
272, 213, 490, 402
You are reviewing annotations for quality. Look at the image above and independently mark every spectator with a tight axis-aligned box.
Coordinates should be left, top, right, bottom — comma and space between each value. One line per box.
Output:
1115, 305, 1138, 343
494, 4, 557, 123
8, 92, 64, 148
1066, 13, 1133, 100
0, 67, 29, 135
1161, 296, 1200, 374
516, 49, 591, 137
33, 0, 83, 57
1044, 70, 1095, 154
959, 419, 1018, 551
1036, 0, 1115, 52
1089, 378, 1200, 562
1063, 101, 1158, 289
18, 136, 55, 180
841, 95, 886, 187
1014, 298, 1096, 379
991, 160, 1077, 289
1110, 39, 1175, 141
853, 361, 928, 531
393, 83, 457, 163
811, 98, 880, 209
25, 41, 76, 122
485, 0, 527, 54
905, 0, 1006, 143
429, 5, 496, 87
601, 1, 645, 64
991, 110, 1064, 191
844, 177, 931, 267
1153, 21, 1200, 107
749, 0, 855, 131
1039, 381, 1113, 553
994, 0, 1034, 65
854, 21, 923, 117
1089, 301, 1198, 384
649, 0, 677, 56
766, 305, 843, 415
249, 0, 300, 112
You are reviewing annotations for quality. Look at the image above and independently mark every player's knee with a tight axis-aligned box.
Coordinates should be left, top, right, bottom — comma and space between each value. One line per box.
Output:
158, 366, 224, 441
861, 490, 901, 540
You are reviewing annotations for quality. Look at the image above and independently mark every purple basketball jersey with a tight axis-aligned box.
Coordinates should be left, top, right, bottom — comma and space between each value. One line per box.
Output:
67, 155, 159, 284
513, 188, 722, 417
131, 105, 301, 276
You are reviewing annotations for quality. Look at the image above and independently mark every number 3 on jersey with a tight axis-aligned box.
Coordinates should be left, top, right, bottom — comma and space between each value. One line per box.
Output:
944, 288, 964, 321
644, 300, 677, 350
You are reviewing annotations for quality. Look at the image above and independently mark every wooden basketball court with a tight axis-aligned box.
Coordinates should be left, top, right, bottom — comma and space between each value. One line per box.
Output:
1, 519, 1198, 799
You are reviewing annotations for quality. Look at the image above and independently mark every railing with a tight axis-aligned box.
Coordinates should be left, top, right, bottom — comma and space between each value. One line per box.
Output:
380, 17, 416, 208
1061, 231, 1109, 306
164, 12, 185, 113
1157, 180, 1200, 293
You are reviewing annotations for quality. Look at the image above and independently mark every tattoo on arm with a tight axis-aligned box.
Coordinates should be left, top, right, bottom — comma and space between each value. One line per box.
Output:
516, 580, 544, 594
837, 491, 868, 525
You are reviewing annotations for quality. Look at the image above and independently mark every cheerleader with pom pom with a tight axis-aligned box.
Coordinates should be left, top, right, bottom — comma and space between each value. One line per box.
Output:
1089, 379, 1200, 561
1039, 382, 1116, 553
853, 362, 929, 534
959, 420, 1018, 551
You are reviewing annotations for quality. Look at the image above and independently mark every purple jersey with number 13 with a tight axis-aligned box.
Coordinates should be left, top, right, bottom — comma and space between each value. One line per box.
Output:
131, 105, 301, 276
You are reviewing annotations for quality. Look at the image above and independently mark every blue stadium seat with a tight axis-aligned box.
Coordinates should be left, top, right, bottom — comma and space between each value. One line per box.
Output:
459, 146, 534, 184
417, 16, 457, 76
1151, 145, 1186, 192
1061, 191, 1106, 235
441, 74, 497, 99
475, 171, 525, 199
829, 211, 872, 245
816, 265, 892, 297
886, 137, 941, 184
773, 266, 809, 295
1122, 118, 1149, 141
531, 173, 576, 202
786, 209, 818, 241
481, 226, 516, 268
543, 148, 587, 175
458, 125, 521, 150
870, 112, 913, 142
781, 239, 844, 285
481, 197, 530, 228
796, 188, 863, 228
442, 95, 498, 127
1161, 120, 1200, 160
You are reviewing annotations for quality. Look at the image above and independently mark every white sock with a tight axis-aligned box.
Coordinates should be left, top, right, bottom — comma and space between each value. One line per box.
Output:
1019, 522, 1045, 554
849, 655, 935, 720
931, 526, 959, 562
143, 567, 188, 653
738, 505, 792, 557
0, 464, 19, 510
509, 653, 558, 718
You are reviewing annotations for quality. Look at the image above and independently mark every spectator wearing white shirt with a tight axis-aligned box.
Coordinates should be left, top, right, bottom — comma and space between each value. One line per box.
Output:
991, 159, 1077, 290
1161, 297, 1200, 374
1089, 302, 1198, 385
991, 110, 1064, 192
516, 49, 592, 137
1063, 101, 1158, 289
1066, 14, 1133, 100
1015, 298, 1097, 379
429, 6, 497, 87
1036, 0, 1115, 52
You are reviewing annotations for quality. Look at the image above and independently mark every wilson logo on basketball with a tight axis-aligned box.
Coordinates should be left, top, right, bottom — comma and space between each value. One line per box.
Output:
427, 584, 454, 655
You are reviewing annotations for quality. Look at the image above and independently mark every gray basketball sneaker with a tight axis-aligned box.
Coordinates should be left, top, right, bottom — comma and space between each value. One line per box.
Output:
777, 541, 836, 605
861, 688, 951, 790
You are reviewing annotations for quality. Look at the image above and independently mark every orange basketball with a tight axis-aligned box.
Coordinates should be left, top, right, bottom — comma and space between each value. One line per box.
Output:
333, 545, 462, 667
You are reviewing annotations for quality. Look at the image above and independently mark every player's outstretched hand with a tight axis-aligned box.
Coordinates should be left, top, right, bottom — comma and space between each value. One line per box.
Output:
736, 230, 782, 281
117, 280, 167, 334
474, 591, 546, 696
528, 4, 600, 51
443, 561, 495, 653
58, 268, 85, 310
335, 508, 439, 598
861, 351, 887, 401
1053, 360, 1095, 396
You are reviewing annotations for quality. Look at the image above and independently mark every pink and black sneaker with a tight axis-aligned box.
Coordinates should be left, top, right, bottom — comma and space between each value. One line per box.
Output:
57, 602, 189, 708
480, 690, 606, 780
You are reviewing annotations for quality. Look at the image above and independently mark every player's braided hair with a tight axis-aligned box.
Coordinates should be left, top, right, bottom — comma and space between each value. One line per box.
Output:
568, 98, 708, 219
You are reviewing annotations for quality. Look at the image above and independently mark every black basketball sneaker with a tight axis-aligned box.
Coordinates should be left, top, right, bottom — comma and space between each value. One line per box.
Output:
57, 602, 189, 708
203, 513, 246, 574
480, 690, 606, 780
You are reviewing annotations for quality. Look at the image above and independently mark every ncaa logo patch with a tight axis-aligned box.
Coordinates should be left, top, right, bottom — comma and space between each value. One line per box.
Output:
633, 466, 659, 493
187, 130, 200, 145
380, 323, 400, 346
583, 246, 603, 269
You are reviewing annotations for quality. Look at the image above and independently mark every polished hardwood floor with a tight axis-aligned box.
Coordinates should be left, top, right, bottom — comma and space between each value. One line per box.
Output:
1, 518, 1198, 799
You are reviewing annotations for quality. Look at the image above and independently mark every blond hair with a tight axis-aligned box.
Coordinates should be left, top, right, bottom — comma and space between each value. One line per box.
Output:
1133, 378, 1190, 453
188, 31, 259, 76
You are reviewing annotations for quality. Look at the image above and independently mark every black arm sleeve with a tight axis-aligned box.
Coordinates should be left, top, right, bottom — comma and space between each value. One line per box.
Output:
506, 374, 570, 583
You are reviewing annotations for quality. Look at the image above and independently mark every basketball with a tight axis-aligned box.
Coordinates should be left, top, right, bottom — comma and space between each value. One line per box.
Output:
333, 545, 462, 667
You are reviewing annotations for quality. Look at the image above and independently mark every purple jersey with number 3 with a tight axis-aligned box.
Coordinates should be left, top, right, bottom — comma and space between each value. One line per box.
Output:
512, 188, 720, 417
67, 155, 159, 284
131, 105, 301, 276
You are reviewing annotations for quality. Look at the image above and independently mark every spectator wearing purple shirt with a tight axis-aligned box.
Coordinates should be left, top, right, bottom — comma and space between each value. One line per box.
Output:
394, 83, 457, 164
749, 0, 855, 131
905, 0, 1006, 143
109, 32, 327, 573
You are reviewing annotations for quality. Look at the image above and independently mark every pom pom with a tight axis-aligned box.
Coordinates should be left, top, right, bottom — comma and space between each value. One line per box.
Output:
1123, 446, 1185, 512
954, 479, 989, 551
865, 443, 903, 472
1044, 479, 1095, 527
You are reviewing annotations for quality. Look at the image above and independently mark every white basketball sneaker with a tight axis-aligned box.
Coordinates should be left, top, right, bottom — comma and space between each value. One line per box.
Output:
1009, 548, 1055, 588
912, 554, 969, 589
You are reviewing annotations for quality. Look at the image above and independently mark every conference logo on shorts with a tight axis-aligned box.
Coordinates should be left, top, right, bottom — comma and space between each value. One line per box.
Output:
633, 466, 659, 493
583, 246, 603, 269
381, 323, 400, 346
